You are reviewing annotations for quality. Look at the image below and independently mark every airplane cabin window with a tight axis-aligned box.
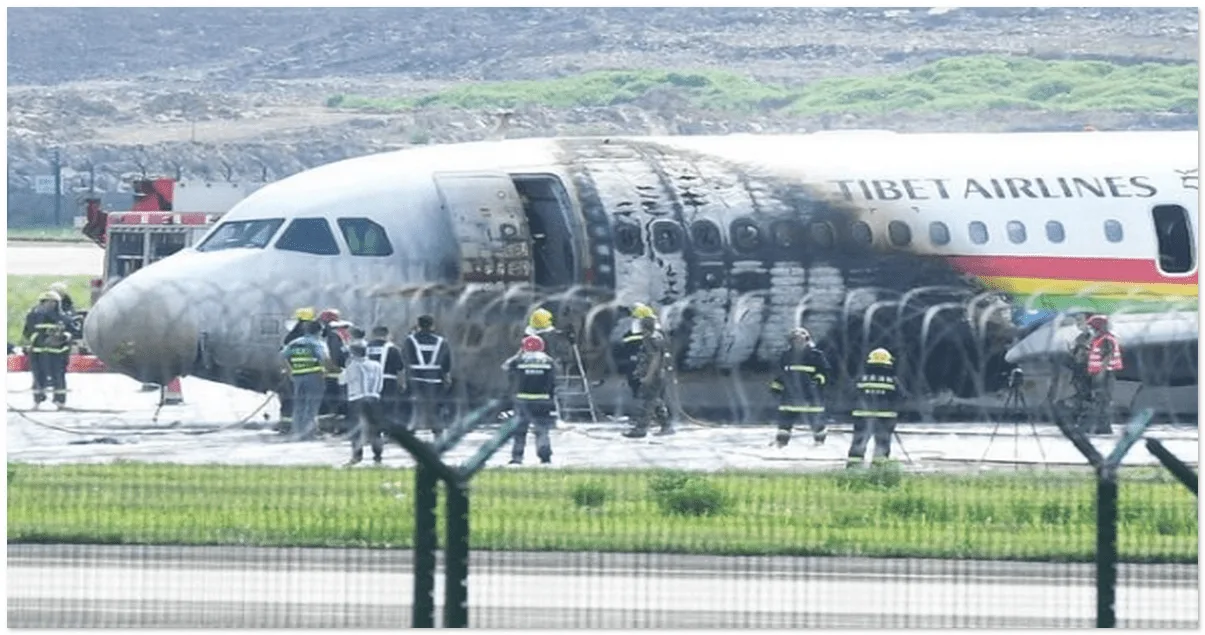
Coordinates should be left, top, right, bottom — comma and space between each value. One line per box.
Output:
651, 220, 683, 254
888, 220, 912, 247
928, 221, 950, 246
771, 219, 806, 249
196, 218, 285, 252
690, 220, 723, 254
968, 221, 989, 245
850, 220, 873, 246
614, 223, 643, 255
1045, 220, 1065, 243
809, 221, 835, 250
337, 218, 394, 256
1151, 204, 1195, 274
274, 217, 341, 256
730, 219, 762, 252
1103, 219, 1124, 243
1007, 220, 1027, 244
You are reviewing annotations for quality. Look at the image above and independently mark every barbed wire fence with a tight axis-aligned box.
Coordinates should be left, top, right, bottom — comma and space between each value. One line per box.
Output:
7, 276, 1199, 628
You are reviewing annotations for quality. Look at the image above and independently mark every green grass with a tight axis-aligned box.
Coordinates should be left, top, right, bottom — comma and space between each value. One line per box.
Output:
325, 55, 1198, 117
7, 275, 93, 345
7, 463, 1197, 562
7, 227, 90, 242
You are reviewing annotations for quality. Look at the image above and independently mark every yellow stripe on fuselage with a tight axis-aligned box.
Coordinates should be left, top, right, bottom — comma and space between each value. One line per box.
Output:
979, 276, 1199, 298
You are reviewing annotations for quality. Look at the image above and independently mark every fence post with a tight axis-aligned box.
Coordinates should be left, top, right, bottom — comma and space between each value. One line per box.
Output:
443, 482, 470, 628
412, 464, 439, 628
1095, 469, 1118, 628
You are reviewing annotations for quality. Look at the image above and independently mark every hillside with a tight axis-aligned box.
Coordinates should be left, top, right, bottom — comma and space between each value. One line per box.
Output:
5, 7, 1198, 221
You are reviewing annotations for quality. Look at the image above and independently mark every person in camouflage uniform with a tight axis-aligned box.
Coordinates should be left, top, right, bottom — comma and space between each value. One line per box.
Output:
622, 316, 672, 438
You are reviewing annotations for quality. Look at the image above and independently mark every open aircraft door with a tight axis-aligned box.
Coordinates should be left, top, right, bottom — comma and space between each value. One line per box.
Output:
433, 172, 534, 285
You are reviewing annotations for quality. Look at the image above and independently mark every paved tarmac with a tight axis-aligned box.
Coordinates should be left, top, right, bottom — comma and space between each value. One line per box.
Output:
6, 242, 103, 276
7, 545, 1198, 628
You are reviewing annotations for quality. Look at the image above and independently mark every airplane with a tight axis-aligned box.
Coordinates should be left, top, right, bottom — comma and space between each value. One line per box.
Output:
82, 129, 1199, 425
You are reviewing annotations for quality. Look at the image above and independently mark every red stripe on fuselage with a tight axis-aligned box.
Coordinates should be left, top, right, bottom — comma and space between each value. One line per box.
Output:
946, 255, 1197, 285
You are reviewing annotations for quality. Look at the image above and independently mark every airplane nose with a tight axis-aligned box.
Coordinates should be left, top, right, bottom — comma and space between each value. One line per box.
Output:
84, 273, 199, 384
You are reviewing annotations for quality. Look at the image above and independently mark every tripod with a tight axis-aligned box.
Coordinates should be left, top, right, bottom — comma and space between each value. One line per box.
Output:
979, 368, 1047, 467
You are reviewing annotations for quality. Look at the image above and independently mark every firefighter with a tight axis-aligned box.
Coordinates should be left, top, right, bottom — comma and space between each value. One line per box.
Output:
503, 335, 560, 465
622, 315, 672, 438
340, 342, 386, 466
48, 282, 76, 316
23, 291, 74, 409
848, 347, 901, 467
610, 303, 658, 417
277, 307, 317, 433
366, 325, 406, 427
402, 314, 453, 438
317, 308, 350, 428
1066, 314, 1094, 429
279, 320, 329, 441
769, 327, 830, 447
1085, 314, 1123, 435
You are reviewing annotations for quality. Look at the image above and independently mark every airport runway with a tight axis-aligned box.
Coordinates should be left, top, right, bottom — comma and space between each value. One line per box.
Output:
6, 242, 103, 276
7, 544, 1198, 628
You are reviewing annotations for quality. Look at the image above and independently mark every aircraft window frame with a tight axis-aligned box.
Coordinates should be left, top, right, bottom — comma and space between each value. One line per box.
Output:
1045, 220, 1066, 244
336, 217, 394, 257
651, 220, 683, 254
928, 221, 951, 246
730, 218, 762, 253
770, 219, 806, 250
1103, 219, 1124, 243
887, 220, 912, 247
689, 220, 723, 254
274, 217, 341, 256
968, 221, 989, 245
1006, 220, 1027, 244
809, 221, 835, 250
196, 218, 285, 253
613, 222, 643, 256
1151, 204, 1196, 275
850, 220, 873, 246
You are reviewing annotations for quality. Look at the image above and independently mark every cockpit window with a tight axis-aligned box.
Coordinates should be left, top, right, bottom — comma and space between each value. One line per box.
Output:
337, 218, 394, 256
196, 218, 284, 252
274, 218, 341, 256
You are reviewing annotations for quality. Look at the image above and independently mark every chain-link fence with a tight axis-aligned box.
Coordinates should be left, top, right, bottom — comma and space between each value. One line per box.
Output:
6, 275, 1199, 628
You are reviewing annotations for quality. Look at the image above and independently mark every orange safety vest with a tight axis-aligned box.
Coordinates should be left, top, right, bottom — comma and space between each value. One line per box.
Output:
1086, 333, 1123, 375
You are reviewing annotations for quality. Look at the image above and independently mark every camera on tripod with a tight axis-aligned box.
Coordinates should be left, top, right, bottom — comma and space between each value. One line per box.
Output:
1006, 367, 1024, 390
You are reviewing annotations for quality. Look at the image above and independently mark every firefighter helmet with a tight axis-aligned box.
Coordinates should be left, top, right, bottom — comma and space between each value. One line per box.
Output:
521, 335, 545, 353
1086, 314, 1109, 331
867, 348, 894, 366
630, 303, 656, 320
789, 327, 811, 343
318, 308, 340, 323
294, 307, 316, 321
38, 290, 61, 303
49, 282, 69, 294
529, 308, 553, 330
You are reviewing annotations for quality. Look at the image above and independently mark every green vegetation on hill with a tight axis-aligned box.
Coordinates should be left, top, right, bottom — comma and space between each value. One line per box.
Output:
326, 55, 1198, 116
7, 275, 92, 346
7, 463, 1197, 562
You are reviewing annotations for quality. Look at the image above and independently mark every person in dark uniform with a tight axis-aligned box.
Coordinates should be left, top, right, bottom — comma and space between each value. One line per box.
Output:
366, 325, 406, 427
401, 314, 453, 438
610, 303, 658, 419
317, 308, 349, 428
769, 327, 830, 447
622, 315, 672, 438
1084, 314, 1123, 435
48, 282, 75, 315
1065, 314, 1094, 431
279, 320, 329, 441
502, 335, 560, 465
848, 347, 901, 467
23, 290, 75, 410
277, 307, 316, 433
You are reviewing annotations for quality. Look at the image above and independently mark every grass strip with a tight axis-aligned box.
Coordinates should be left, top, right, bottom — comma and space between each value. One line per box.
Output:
7, 227, 92, 242
7, 275, 93, 346
325, 55, 1198, 116
7, 463, 1196, 563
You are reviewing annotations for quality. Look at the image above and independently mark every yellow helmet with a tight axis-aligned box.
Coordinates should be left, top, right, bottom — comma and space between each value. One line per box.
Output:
867, 348, 893, 366
529, 308, 553, 330
38, 290, 61, 303
631, 303, 656, 320
294, 307, 316, 321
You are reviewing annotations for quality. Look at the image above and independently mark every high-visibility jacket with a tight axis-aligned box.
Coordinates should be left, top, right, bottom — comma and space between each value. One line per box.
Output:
852, 362, 899, 419
770, 346, 829, 413
507, 352, 558, 406
404, 332, 450, 385
23, 307, 73, 354
366, 339, 404, 382
1087, 333, 1123, 376
282, 335, 327, 376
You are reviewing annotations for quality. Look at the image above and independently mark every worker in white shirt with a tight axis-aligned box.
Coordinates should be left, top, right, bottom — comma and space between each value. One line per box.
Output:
339, 342, 386, 465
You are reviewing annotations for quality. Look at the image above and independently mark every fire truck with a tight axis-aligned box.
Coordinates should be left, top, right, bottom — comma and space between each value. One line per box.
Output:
81, 178, 266, 305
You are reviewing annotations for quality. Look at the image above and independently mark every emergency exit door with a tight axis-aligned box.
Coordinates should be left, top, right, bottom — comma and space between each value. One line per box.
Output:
433, 172, 534, 284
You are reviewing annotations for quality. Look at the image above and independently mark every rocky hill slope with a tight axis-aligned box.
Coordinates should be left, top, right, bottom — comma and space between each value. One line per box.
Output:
6, 7, 1198, 203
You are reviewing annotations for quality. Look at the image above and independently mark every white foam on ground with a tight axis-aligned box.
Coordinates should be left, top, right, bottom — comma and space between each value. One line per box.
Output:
5, 373, 1198, 472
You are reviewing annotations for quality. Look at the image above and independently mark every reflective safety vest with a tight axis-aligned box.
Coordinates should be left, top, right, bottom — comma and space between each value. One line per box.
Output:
29, 322, 71, 354
514, 359, 556, 402
853, 368, 898, 419
1086, 333, 1123, 375
286, 342, 324, 376
407, 334, 446, 384
367, 341, 398, 380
